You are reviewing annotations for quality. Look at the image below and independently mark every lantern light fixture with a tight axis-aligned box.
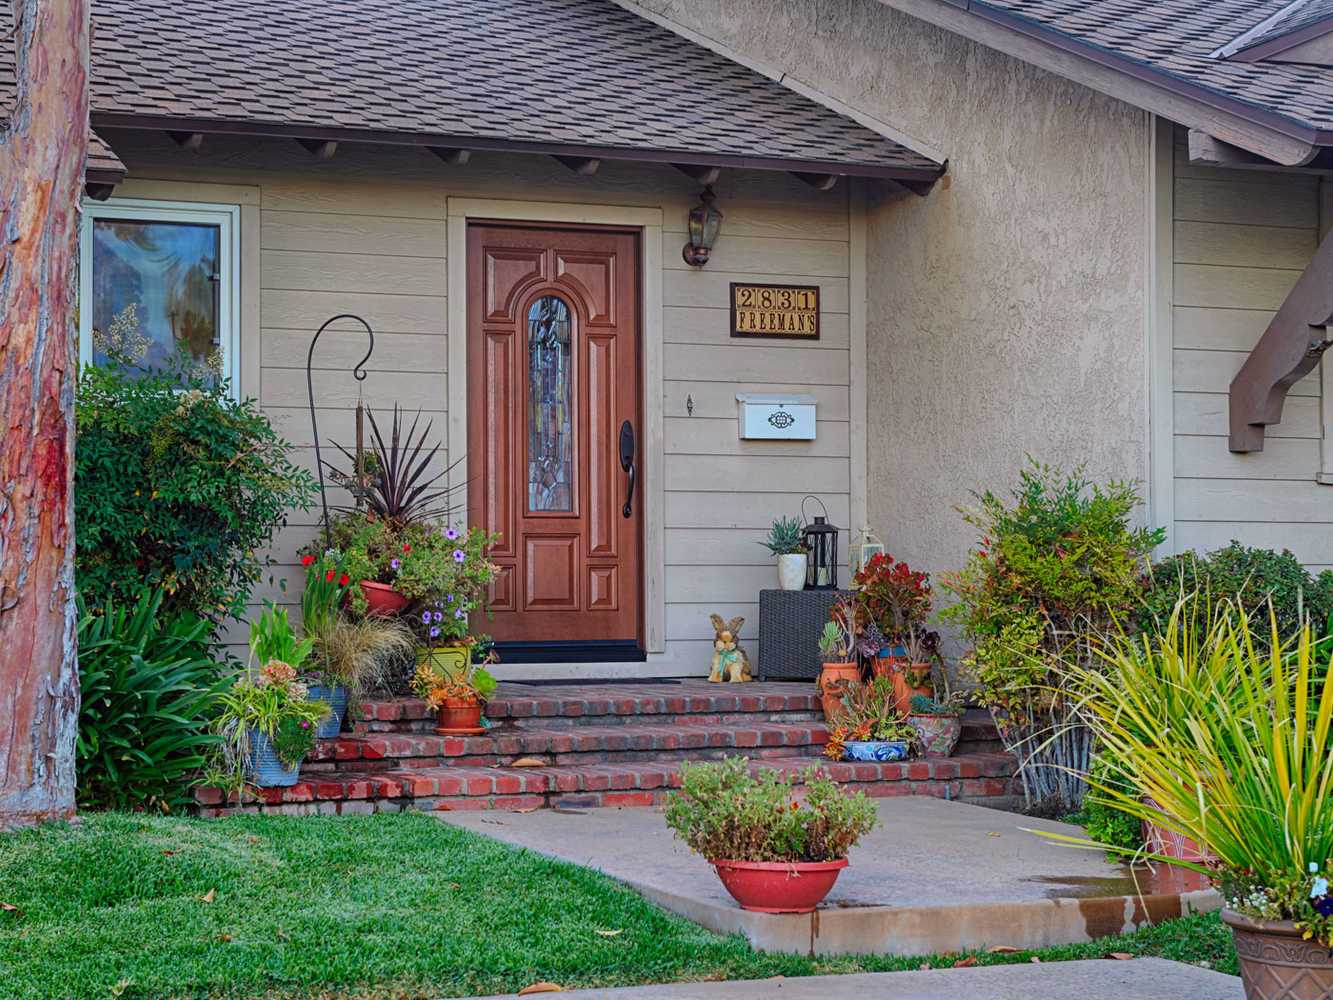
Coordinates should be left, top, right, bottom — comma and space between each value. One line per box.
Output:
681, 185, 723, 267
800, 495, 840, 590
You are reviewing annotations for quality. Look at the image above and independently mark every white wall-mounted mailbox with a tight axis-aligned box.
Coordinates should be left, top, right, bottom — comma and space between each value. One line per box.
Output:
736, 393, 817, 440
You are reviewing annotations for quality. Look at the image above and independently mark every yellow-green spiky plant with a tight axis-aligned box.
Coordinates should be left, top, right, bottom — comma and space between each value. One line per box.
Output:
1059, 594, 1333, 892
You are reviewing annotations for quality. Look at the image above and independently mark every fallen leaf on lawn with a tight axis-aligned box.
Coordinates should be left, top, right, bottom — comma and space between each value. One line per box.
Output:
987, 945, 1019, 954
449, 882, 462, 890
594, 929, 623, 937
952, 957, 978, 968
511, 757, 546, 767
161, 850, 175, 857
217, 934, 233, 943
199, 889, 216, 904
1106, 952, 1134, 961
0, 901, 21, 916
247, 835, 261, 845
517, 983, 564, 995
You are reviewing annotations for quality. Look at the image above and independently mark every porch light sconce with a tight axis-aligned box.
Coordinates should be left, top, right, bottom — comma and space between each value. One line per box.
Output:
682, 186, 723, 267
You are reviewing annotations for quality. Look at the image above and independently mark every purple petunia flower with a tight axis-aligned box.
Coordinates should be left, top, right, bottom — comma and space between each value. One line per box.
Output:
446, 594, 454, 604
429, 626, 440, 639
453, 549, 465, 563
421, 611, 432, 624
390, 558, 400, 570
455, 609, 466, 619
1317, 896, 1333, 917
445, 527, 459, 540
433, 611, 443, 622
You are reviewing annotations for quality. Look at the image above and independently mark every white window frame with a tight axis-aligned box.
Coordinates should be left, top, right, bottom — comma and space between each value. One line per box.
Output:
79, 197, 241, 391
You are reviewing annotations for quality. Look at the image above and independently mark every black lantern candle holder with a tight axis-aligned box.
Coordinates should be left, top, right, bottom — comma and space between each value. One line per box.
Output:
800, 495, 839, 590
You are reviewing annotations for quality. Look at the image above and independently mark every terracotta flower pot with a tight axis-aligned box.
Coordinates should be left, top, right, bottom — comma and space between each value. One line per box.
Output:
1223, 909, 1333, 1000
710, 858, 848, 913
434, 698, 485, 736
884, 657, 932, 716
360, 580, 410, 617
907, 714, 962, 757
1141, 797, 1214, 863
817, 661, 860, 721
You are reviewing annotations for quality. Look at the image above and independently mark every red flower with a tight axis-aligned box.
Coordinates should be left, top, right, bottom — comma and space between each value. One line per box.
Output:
325, 569, 336, 583
402, 543, 412, 553
301, 555, 315, 567
338, 573, 350, 586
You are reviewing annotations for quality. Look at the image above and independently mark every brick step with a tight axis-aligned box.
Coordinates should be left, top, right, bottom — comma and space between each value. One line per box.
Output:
310, 719, 831, 771
195, 750, 1020, 817
353, 683, 824, 733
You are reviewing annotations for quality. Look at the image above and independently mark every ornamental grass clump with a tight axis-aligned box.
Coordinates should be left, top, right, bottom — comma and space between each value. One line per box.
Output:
664, 758, 877, 863
1067, 597, 1333, 943
940, 460, 1163, 811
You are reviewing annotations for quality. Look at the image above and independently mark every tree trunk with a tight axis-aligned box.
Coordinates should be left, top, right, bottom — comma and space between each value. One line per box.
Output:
0, 0, 88, 828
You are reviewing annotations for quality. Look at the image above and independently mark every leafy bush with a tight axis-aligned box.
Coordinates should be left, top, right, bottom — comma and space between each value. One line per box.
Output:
939, 460, 1163, 811
664, 757, 877, 863
1081, 754, 1142, 854
1140, 541, 1333, 652
76, 362, 315, 623
76, 590, 228, 812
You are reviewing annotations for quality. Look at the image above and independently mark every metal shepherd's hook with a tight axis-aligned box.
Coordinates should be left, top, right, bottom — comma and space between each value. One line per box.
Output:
307, 314, 376, 550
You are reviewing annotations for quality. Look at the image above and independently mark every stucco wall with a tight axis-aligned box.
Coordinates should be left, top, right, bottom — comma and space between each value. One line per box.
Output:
639, 0, 1152, 581
100, 132, 856, 674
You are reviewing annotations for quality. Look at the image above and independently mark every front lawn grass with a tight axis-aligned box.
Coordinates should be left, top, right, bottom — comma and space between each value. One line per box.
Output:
0, 812, 1234, 999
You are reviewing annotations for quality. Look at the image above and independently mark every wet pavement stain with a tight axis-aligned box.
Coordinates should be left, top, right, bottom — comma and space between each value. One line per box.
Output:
1025, 867, 1210, 899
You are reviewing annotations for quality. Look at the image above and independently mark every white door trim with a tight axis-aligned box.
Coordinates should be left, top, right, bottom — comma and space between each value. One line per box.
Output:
446, 198, 667, 654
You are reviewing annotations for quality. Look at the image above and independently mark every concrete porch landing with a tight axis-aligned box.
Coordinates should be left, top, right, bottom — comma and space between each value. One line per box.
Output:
468, 958, 1241, 999
440, 797, 1220, 958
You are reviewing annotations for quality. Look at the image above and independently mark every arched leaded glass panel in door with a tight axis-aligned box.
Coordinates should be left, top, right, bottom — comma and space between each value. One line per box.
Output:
527, 294, 574, 512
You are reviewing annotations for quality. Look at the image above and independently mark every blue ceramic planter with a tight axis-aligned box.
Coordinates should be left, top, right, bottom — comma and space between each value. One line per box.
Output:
844, 739, 909, 762
306, 682, 347, 739
247, 728, 301, 787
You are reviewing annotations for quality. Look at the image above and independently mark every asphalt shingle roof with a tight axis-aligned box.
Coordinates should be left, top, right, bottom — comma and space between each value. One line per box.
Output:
0, 0, 939, 177
979, 0, 1333, 135
1235, 0, 1333, 51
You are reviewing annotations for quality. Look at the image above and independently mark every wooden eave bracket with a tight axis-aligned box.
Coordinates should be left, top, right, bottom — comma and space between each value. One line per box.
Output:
428, 146, 471, 166
167, 130, 204, 150
673, 163, 721, 185
554, 155, 600, 175
297, 138, 338, 159
1188, 128, 1318, 170
1229, 225, 1333, 452
791, 171, 839, 191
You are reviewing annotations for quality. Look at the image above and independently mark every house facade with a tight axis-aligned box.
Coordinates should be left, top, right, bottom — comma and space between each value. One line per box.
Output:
58, 0, 1333, 675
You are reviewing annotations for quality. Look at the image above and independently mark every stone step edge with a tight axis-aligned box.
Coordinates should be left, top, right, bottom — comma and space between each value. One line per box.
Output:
195, 752, 1019, 807
356, 691, 825, 724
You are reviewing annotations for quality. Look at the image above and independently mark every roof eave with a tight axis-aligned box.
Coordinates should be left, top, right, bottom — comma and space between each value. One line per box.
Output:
881, 0, 1330, 166
89, 112, 946, 186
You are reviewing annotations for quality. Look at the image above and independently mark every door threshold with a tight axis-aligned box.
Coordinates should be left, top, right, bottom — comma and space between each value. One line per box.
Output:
493, 640, 646, 664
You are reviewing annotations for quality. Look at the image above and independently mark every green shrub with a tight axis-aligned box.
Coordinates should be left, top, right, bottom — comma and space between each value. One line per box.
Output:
939, 460, 1164, 811
1140, 542, 1333, 651
75, 362, 315, 623
77, 590, 230, 812
1081, 754, 1142, 854
664, 757, 877, 863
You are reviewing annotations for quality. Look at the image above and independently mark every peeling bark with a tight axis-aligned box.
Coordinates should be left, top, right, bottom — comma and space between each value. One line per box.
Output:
0, 0, 87, 828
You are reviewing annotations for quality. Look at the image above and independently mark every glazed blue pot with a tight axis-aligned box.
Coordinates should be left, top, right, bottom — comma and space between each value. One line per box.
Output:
844, 739, 909, 762
247, 728, 301, 787
306, 682, 347, 739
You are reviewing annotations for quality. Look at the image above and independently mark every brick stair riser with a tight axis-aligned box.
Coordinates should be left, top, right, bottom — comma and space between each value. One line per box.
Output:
309, 743, 823, 773
351, 710, 827, 735
199, 775, 1021, 819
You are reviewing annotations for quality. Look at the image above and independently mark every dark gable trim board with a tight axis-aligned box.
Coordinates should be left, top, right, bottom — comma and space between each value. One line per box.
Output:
880, 0, 1327, 165
91, 114, 946, 186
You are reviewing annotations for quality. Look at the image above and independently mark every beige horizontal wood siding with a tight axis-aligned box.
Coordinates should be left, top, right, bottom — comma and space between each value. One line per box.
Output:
113, 135, 852, 670
1168, 129, 1331, 567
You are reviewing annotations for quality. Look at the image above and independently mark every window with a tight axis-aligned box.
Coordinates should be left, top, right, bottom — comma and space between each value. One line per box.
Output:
79, 199, 239, 387
526, 294, 574, 512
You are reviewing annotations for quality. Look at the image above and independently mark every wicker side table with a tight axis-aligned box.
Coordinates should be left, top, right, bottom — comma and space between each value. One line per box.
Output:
757, 589, 853, 681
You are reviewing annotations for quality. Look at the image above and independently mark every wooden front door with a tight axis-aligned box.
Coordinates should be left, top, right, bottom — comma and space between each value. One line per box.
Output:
467, 223, 642, 656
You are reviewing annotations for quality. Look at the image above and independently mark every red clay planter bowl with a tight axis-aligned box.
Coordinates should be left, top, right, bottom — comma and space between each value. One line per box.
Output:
360, 580, 410, 617
709, 858, 848, 913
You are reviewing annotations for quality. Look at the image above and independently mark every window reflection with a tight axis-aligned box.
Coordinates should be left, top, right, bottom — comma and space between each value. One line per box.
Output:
90, 219, 220, 377
527, 295, 573, 512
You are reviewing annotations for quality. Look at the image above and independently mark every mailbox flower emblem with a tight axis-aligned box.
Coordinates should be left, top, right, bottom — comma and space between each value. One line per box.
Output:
767, 410, 795, 430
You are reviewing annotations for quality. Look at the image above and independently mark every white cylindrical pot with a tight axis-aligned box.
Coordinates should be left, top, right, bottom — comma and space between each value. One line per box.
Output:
777, 553, 807, 591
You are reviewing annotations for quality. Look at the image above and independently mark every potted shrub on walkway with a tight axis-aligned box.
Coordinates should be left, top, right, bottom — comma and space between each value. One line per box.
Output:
664, 757, 877, 913
1067, 599, 1333, 998
759, 515, 807, 591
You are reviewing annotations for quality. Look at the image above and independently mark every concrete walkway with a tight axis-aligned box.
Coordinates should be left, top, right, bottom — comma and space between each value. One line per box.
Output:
467, 957, 1240, 999
440, 797, 1219, 957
